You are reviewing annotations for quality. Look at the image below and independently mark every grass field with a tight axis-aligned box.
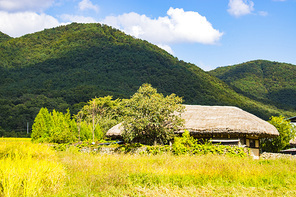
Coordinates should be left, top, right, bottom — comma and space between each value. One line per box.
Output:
0, 138, 65, 197
1, 138, 296, 196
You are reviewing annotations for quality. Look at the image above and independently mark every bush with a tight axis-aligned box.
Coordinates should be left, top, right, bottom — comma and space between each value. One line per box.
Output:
261, 116, 296, 153
146, 145, 171, 155
172, 130, 247, 157
31, 108, 78, 144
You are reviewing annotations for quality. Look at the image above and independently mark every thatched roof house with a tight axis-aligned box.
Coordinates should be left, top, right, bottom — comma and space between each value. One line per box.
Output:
176, 105, 278, 137
107, 122, 123, 138
106, 105, 279, 156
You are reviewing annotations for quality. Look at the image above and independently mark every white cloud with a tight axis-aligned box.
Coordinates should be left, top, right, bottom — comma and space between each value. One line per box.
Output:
258, 11, 268, 16
78, 0, 99, 13
0, 11, 60, 37
60, 14, 97, 23
157, 44, 174, 55
0, 0, 54, 12
228, 0, 254, 17
103, 7, 223, 45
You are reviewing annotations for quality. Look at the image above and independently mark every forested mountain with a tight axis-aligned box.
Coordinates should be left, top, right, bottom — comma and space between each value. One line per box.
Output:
209, 60, 296, 112
0, 32, 11, 42
0, 23, 295, 135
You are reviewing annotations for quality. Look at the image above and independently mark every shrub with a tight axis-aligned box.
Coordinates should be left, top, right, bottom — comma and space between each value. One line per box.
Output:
146, 145, 171, 155
261, 116, 296, 152
172, 130, 247, 157
31, 108, 78, 143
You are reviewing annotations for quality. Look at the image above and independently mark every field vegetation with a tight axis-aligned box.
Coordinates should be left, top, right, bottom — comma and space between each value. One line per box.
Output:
1, 138, 296, 196
0, 138, 65, 196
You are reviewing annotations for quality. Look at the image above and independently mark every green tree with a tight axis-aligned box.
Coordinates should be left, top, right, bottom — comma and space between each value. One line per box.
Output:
261, 116, 296, 153
49, 109, 77, 143
31, 108, 77, 143
79, 120, 92, 141
75, 110, 84, 141
31, 107, 52, 142
0, 126, 6, 137
80, 96, 122, 142
122, 84, 185, 145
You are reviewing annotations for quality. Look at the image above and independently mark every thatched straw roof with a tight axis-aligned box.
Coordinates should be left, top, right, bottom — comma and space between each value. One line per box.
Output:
107, 122, 123, 137
106, 105, 279, 138
177, 105, 278, 137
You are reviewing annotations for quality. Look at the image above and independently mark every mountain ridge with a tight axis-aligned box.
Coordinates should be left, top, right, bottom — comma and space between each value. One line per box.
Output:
0, 23, 295, 135
0, 31, 11, 43
209, 60, 296, 111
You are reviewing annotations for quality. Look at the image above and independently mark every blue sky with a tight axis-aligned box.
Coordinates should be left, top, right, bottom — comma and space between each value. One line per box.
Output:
0, 0, 295, 70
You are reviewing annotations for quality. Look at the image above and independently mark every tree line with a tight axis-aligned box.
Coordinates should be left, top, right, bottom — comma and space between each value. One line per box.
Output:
31, 84, 184, 145
31, 84, 296, 153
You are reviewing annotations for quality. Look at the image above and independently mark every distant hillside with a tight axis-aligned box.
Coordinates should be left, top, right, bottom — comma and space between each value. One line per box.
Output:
0, 23, 294, 135
209, 60, 296, 112
0, 31, 11, 42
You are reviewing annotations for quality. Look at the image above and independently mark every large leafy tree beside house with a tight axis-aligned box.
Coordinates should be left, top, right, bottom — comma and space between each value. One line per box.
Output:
122, 84, 185, 145
77, 96, 123, 141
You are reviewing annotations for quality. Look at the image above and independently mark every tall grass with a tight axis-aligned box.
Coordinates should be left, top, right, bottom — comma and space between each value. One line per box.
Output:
0, 138, 65, 197
59, 152, 296, 196
1, 138, 296, 196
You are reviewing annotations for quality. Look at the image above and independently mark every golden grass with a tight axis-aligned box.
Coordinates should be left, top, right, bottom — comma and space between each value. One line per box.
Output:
130, 185, 296, 197
0, 138, 66, 197
0, 138, 31, 142
58, 152, 296, 196
1, 138, 296, 196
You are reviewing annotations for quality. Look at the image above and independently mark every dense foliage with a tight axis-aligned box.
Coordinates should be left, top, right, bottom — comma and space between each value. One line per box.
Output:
261, 116, 296, 153
31, 96, 123, 143
31, 84, 185, 145
122, 84, 184, 145
0, 32, 11, 43
0, 23, 295, 135
144, 130, 247, 157
31, 108, 78, 143
209, 60, 296, 112
77, 96, 123, 141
